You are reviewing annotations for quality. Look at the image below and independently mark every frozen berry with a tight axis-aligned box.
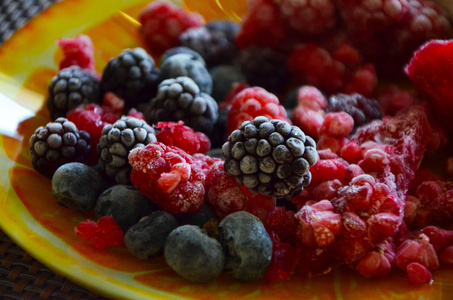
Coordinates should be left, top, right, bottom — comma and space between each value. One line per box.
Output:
164, 225, 225, 283
52, 162, 105, 212
95, 185, 157, 232
29, 118, 91, 177
75, 215, 124, 249
47, 66, 100, 120
406, 262, 432, 284
139, 0, 204, 54
57, 34, 95, 71
210, 65, 246, 103
124, 210, 179, 259
219, 211, 272, 282
155, 121, 210, 155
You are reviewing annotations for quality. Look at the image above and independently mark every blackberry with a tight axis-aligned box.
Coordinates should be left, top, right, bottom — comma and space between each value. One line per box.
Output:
222, 116, 317, 198
97, 116, 157, 184
161, 46, 205, 65
144, 77, 218, 134
29, 118, 91, 178
180, 20, 239, 67
159, 53, 213, 94
325, 93, 383, 129
239, 46, 289, 93
100, 48, 160, 109
209, 65, 245, 103
47, 66, 100, 120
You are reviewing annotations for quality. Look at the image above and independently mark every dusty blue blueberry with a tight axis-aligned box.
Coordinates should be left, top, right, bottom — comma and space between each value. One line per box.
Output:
160, 53, 212, 94
164, 225, 225, 283
209, 65, 245, 102
160, 46, 205, 65
219, 211, 272, 282
124, 210, 179, 259
52, 162, 105, 212
95, 184, 157, 232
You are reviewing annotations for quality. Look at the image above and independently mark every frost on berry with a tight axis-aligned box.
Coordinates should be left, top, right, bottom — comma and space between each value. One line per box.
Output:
295, 200, 342, 248
204, 161, 250, 219
74, 216, 124, 249
139, 0, 204, 54
155, 121, 211, 154
129, 142, 206, 215
57, 34, 95, 71
319, 112, 354, 137
395, 234, 439, 271
356, 239, 395, 278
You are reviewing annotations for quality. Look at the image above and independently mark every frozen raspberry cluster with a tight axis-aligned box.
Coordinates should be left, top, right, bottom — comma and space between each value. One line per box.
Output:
27, 0, 453, 286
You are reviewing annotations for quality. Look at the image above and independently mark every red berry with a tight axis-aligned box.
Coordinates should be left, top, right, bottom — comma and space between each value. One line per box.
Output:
57, 34, 95, 71
139, 1, 204, 54
319, 112, 354, 137
74, 216, 124, 249
263, 231, 297, 283
406, 262, 432, 285
356, 239, 395, 278
245, 193, 277, 223
395, 234, 439, 271
266, 206, 298, 245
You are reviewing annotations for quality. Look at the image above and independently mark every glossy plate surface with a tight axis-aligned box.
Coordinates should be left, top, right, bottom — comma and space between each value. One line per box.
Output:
0, 0, 452, 298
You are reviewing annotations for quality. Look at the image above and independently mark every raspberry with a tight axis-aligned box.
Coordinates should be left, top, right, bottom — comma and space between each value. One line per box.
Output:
265, 206, 297, 245
245, 193, 277, 223
57, 34, 95, 71
139, 0, 204, 54
292, 86, 327, 139
235, 0, 288, 49
227, 87, 290, 134
356, 239, 395, 278
67, 103, 119, 165
29, 118, 91, 178
288, 43, 377, 96
440, 246, 453, 265
276, 0, 337, 35
325, 93, 383, 130
155, 121, 211, 155
239, 46, 289, 93
310, 158, 347, 185
395, 234, 439, 271
421, 226, 453, 251
319, 112, 354, 137
263, 231, 297, 283
295, 200, 342, 248
406, 40, 453, 132
377, 85, 416, 116
406, 262, 432, 284
74, 215, 124, 249
338, 0, 409, 38
204, 160, 250, 219
129, 142, 206, 215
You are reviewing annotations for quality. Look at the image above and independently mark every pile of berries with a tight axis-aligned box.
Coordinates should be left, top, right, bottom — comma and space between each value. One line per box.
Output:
27, 0, 453, 287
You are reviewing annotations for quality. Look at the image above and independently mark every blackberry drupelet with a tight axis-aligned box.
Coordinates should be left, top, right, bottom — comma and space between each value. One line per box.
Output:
144, 77, 218, 134
180, 20, 239, 67
100, 48, 160, 109
29, 118, 91, 178
159, 53, 213, 94
325, 93, 383, 129
222, 116, 317, 198
239, 46, 289, 93
97, 116, 157, 184
47, 66, 100, 120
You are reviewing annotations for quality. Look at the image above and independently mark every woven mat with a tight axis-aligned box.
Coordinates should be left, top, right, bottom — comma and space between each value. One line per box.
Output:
0, 1, 108, 299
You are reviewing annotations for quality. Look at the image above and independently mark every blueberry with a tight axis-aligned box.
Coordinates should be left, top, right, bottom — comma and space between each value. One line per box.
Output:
124, 210, 178, 259
160, 46, 205, 65
218, 211, 272, 282
174, 203, 218, 227
209, 65, 245, 102
52, 162, 105, 212
164, 225, 225, 283
205, 148, 224, 160
95, 184, 157, 232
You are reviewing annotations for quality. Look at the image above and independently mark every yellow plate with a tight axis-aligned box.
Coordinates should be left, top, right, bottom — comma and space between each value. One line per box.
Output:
0, 0, 452, 299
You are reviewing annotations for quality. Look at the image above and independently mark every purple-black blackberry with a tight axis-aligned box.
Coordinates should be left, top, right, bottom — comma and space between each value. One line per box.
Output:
325, 93, 383, 129
97, 116, 157, 184
47, 66, 100, 120
239, 46, 289, 93
100, 48, 160, 109
222, 116, 317, 198
144, 77, 218, 134
29, 118, 91, 178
